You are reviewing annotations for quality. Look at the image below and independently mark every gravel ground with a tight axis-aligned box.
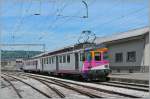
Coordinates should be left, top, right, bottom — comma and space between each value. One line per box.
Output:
1, 73, 149, 99
34, 74, 149, 98
68, 83, 125, 98
0, 76, 93, 99
50, 84, 88, 98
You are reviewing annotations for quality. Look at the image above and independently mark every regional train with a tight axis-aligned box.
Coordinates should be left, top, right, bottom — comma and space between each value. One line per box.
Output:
23, 44, 111, 81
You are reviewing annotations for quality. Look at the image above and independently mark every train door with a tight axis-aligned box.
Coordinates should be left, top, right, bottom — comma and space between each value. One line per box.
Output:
75, 53, 79, 70
35, 61, 37, 71
41, 58, 44, 71
56, 56, 59, 72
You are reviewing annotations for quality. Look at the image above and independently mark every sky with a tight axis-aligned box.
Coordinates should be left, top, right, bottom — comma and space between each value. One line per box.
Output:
1, 0, 149, 51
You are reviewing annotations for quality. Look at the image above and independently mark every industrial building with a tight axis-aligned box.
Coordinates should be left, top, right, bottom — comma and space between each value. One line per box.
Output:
95, 27, 149, 73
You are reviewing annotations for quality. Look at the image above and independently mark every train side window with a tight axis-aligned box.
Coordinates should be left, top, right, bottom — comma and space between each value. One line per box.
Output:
47, 58, 49, 64
50, 57, 52, 64
59, 56, 62, 63
41, 59, 43, 65
95, 52, 101, 61
52, 57, 54, 64
48, 57, 50, 64
45, 58, 47, 64
63, 55, 66, 63
67, 54, 70, 63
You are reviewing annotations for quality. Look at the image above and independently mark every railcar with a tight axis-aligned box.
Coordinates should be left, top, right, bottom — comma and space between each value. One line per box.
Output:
23, 58, 40, 72
23, 46, 111, 81
81, 48, 111, 80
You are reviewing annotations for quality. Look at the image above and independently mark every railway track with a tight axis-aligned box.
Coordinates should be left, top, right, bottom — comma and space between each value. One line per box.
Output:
18, 73, 104, 98
95, 82, 149, 92
2, 73, 52, 98
13, 72, 145, 98
29, 77, 66, 98
108, 81, 149, 88
1, 75, 23, 98
3, 72, 104, 98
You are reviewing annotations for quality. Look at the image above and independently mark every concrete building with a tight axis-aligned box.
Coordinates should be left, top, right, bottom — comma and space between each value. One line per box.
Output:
1, 58, 24, 70
95, 27, 149, 73
1, 59, 17, 70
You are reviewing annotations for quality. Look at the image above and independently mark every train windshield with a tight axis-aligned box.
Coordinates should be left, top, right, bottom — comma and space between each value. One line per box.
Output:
103, 52, 109, 60
95, 52, 101, 61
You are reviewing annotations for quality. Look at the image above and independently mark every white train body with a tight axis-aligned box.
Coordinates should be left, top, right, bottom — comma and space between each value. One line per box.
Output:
23, 50, 84, 75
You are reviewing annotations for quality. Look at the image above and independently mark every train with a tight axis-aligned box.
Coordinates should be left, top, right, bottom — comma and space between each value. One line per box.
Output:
23, 43, 111, 81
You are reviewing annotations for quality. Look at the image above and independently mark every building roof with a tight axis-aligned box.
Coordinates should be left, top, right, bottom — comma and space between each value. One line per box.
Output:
95, 27, 149, 44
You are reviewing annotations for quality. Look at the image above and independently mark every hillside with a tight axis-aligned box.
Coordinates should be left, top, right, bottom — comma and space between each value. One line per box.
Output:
1, 50, 42, 60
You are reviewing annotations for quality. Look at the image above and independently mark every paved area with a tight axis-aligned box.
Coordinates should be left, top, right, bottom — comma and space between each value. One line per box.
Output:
109, 73, 149, 84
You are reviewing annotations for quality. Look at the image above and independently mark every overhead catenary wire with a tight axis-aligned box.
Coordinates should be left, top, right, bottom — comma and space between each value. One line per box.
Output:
81, 0, 127, 29
112, 9, 149, 33
11, 0, 23, 43
45, 0, 89, 31
40, 1, 90, 44
89, 7, 148, 30
25, 0, 57, 36
38, 0, 73, 40
34, 0, 42, 15
11, 0, 33, 43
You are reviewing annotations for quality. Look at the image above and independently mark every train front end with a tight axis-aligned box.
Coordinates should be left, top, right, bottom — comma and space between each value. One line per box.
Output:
82, 48, 111, 81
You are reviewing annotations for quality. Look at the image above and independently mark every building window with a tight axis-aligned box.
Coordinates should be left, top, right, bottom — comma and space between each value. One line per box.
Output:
63, 55, 66, 63
127, 51, 136, 62
67, 54, 70, 63
115, 53, 123, 62
59, 56, 62, 63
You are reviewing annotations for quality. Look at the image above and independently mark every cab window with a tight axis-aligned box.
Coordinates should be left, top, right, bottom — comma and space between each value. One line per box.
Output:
95, 52, 101, 61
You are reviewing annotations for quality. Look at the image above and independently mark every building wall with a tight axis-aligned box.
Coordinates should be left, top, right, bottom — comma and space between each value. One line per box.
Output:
1, 60, 17, 70
144, 33, 150, 66
108, 38, 145, 67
